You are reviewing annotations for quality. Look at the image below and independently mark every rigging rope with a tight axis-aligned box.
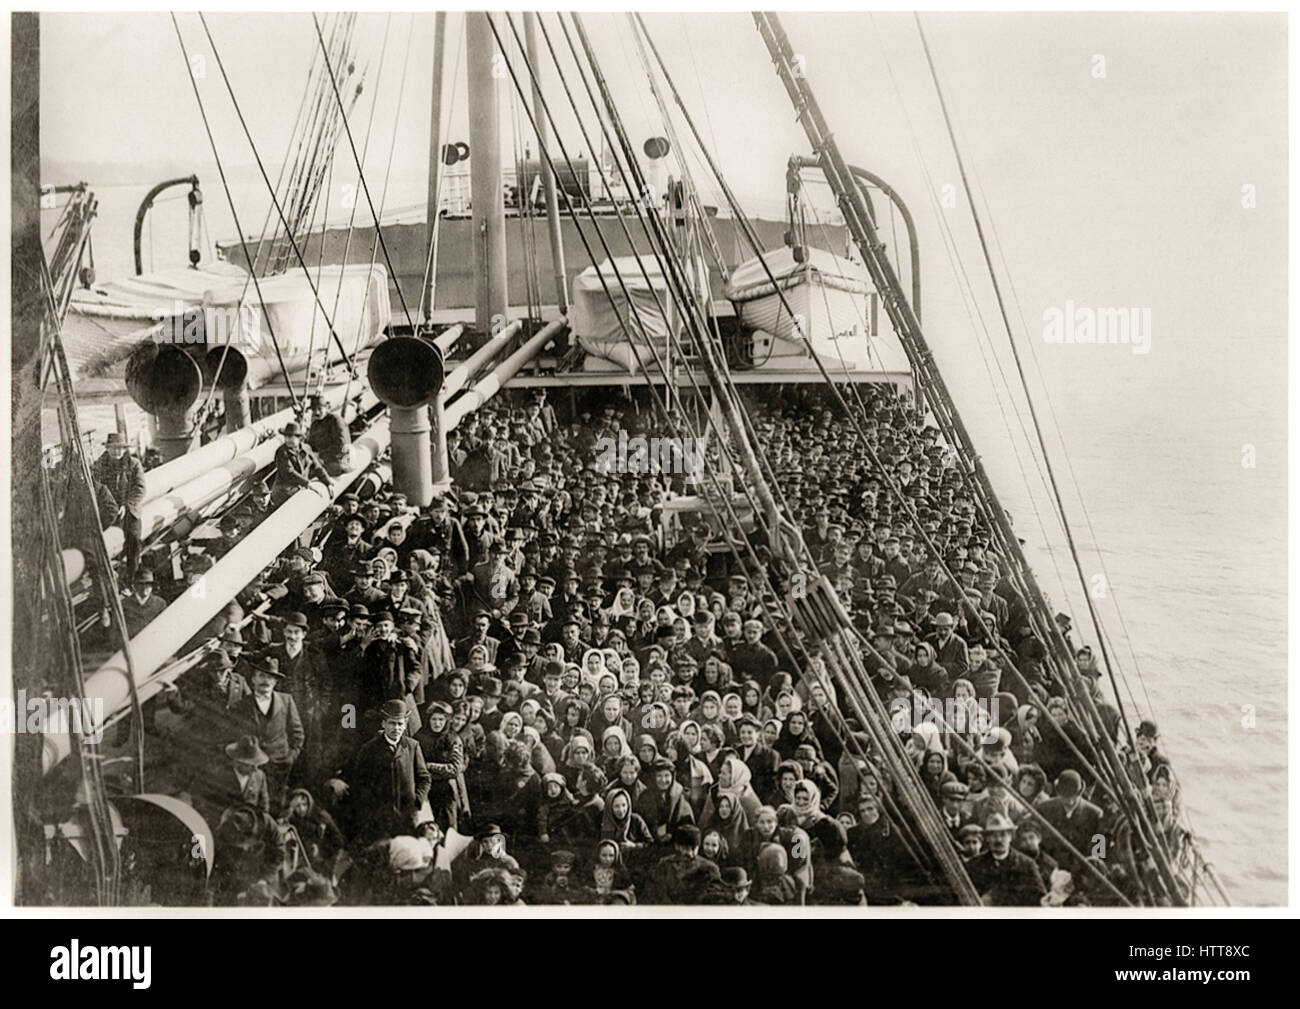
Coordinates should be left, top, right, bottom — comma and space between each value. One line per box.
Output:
170, 13, 302, 411
198, 13, 361, 374
911, 14, 1146, 777
907, 13, 1184, 900
310, 11, 415, 332
416, 14, 465, 325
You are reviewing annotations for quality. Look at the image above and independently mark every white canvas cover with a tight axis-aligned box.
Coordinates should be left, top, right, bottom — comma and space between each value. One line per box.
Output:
571, 256, 679, 373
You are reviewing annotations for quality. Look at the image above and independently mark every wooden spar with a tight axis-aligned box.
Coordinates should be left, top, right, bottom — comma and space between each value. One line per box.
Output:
442, 318, 564, 429
41, 410, 392, 775
429, 324, 463, 490
44, 323, 552, 774
142, 384, 369, 503
524, 12, 568, 314
442, 319, 522, 398
425, 11, 447, 323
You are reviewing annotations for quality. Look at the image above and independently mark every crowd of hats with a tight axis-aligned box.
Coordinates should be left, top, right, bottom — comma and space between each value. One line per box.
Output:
182, 385, 1158, 906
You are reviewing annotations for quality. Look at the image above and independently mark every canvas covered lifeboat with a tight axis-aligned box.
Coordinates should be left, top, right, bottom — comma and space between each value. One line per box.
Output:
571, 254, 708, 373
63, 261, 391, 384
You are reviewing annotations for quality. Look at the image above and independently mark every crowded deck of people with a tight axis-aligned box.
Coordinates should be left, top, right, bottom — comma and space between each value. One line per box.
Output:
83, 381, 1186, 907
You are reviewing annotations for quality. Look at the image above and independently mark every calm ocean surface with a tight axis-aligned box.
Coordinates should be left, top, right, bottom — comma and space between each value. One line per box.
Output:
50, 182, 1288, 905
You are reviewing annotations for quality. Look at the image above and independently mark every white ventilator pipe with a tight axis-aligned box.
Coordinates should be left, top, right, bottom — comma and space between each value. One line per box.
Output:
44, 322, 550, 772
42, 414, 392, 774
62, 529, 126, 587
443, 320, 565, 430
441, 320, 522, 399
142, 325, 462, 502
141, 384, 379, 503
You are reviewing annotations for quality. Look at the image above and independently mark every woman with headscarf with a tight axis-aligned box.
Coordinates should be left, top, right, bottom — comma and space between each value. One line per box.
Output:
699, 828, 731, 868
498, 710, 524, 743
559, 728, 596, 793
452, 699, 486, 764
633, 733, 661, 778
663, 731, 713, 814
604, 586, 638, 623
793, 742, 839, 812
633, 677, 657, 713
677, 719, 703, 756
790, 778, 834, 847
918, 748, 949, 804
691, 689, 727, 735
581, 647, 607, 682
588, 692, 632, 745
736, 805, 781, 877
1010, 703, 1043, 765
948, 678, 988, 741
698, 724, 727, 781
634, 598, 658, 648
557, 697, 591, 742
537, 771, 576, 845
518, 697, 542, 731
694, 654, 734, 700
909, 718, 946, 765
598, 725, 634, 780
495, 739, 543, 846
775, 709, 822, 761
606, 753, 647, 806
772, 688, 798, 722
1012, 763, 1050, 821
596, 671, 620, 700
709, 753, 763, 822
465, 643, 495, 679
761, 672, 801, 719
643, 702, 673, 747
801, 678, 844, 767
600, 785, 654, 852
701, 787, 749, 857
720, 692, 745, 743
531, 707, 565, 767
588, 839, 635, 899
911, 641, 949, 697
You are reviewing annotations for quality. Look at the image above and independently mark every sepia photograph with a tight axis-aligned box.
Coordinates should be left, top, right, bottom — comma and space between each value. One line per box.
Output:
4, 4, 1290, 939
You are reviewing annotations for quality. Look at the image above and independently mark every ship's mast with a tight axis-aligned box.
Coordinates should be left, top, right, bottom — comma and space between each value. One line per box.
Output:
424, 11, 447, 324
466, 11, 508, 334
524, 11, 568, 314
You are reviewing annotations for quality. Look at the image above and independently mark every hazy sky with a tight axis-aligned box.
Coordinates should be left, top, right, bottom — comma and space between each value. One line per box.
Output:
40, 11, 1287, 406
